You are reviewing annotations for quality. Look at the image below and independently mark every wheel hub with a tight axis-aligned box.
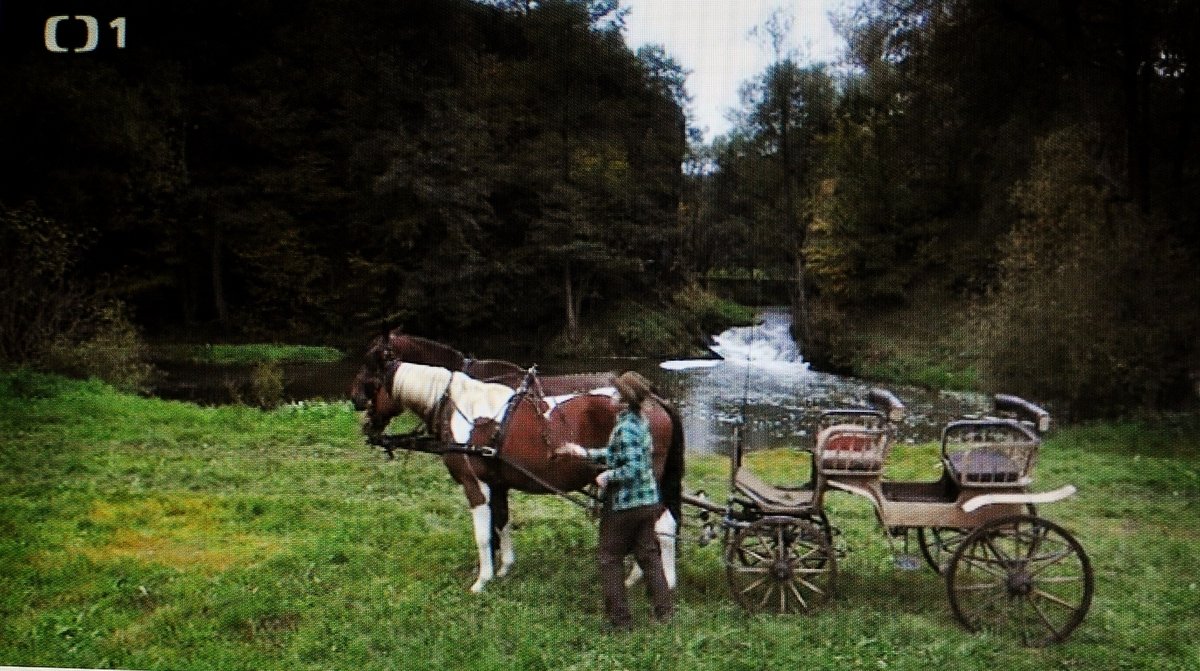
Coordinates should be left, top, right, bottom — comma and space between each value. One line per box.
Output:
771, 559, 793, 581
1006, 569, 1033, 596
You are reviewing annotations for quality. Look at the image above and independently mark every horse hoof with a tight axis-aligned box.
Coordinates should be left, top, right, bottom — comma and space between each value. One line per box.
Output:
470, 582, 486, 593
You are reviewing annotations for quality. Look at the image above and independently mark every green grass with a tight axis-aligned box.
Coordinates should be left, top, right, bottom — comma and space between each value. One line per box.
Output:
1, 370, 1198, 670
150, 344, 344, 365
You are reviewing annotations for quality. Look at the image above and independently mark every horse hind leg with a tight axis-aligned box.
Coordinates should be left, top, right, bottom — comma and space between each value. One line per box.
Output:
623, 509, 678, 590
657, 509, 678, 590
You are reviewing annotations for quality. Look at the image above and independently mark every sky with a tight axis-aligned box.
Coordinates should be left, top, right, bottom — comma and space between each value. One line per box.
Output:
620, 0, 848, 142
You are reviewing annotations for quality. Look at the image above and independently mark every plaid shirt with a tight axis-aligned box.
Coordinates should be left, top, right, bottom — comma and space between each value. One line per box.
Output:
588, 409, 659, 511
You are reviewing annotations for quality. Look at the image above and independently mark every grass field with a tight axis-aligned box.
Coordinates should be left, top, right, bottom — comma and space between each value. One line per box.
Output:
1, 371, 1198, 670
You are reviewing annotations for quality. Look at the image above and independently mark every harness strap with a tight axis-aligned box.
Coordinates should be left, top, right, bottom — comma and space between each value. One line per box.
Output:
367, 432, 601, 509
487, 366, 539, 454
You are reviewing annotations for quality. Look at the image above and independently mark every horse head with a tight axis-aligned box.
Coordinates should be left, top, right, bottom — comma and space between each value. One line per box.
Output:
349, 333, 390, 410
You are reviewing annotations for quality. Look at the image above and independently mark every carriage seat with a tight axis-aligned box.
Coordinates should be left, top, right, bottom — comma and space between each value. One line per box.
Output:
816, 425, 889, 475
946, 448, 1025, 486
733, 468, 814, 514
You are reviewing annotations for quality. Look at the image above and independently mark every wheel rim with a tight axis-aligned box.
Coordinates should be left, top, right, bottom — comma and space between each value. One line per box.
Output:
917, 527, 970, 575
726, 518, 836, 614
946, 514, 1093, 646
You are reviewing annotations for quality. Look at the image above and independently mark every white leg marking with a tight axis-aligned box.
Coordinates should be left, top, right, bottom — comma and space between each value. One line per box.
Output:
469, 484, 492, 593
624, 562, 644, 588
656, 510, 678, 590
496, 522, 514, 577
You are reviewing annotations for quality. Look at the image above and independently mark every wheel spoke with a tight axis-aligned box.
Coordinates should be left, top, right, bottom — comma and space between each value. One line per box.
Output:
1027, 548, 1077, 577
1030, 587, 1083, 612
983, 533, 1015, 563
757, 582, 776, 610
739, 547, 771, 564
953, 579, 1005, 593
1034, 574, 1086, 585
788, 581, 809, 610
731, 564, 771, 574
959, 550, 1010, 580
740, 576, 768, 595
1029, 596, 1064, 641
795, 576, 827, 596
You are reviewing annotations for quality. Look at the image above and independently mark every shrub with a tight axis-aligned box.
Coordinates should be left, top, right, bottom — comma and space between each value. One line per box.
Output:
0, 202, 89, 362
44, 301, 155, 394
250, 361, 285, 409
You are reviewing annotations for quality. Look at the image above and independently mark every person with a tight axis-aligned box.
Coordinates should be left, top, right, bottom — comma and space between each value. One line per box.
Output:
560, 371, 673, 631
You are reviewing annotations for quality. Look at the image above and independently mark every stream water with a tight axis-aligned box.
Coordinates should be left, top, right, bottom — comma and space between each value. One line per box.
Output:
150, 308, 991, 453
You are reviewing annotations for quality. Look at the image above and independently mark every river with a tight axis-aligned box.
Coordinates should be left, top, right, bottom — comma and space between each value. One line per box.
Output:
150, 308, 991, 453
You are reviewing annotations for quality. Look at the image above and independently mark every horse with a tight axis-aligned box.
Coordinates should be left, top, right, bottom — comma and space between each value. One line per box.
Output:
351, 358, 686, 594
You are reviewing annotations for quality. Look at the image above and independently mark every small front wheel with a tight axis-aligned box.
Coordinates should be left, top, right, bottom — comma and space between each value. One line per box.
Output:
946, 514, 1093, 646
726, 516, 836, 615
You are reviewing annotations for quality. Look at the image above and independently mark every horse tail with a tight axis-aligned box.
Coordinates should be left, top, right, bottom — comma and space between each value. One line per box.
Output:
653, 394, 686, 524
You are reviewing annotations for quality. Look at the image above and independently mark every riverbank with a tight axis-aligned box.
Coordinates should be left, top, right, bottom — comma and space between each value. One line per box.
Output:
813, 300, 982, 392
1, 371, 1198, 670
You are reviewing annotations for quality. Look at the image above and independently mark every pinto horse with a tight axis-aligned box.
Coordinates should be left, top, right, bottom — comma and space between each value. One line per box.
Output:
351, 357, 685, 594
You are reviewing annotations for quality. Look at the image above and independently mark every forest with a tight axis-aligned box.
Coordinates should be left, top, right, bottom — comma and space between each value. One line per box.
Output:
1, 0, 1198, 417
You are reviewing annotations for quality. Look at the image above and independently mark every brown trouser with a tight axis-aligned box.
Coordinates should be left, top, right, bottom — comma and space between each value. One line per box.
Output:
598, 503, 673, 627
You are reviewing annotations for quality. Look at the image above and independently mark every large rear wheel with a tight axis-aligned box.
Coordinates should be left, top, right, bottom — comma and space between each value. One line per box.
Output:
946, 514, 1093, 646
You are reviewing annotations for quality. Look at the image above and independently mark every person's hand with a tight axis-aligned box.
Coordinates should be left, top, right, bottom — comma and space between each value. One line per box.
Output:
555, 442, 587, 459
595, 470, 612, 489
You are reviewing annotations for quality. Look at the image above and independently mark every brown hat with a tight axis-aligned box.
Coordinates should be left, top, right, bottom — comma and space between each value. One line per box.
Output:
613, 371, 650, 406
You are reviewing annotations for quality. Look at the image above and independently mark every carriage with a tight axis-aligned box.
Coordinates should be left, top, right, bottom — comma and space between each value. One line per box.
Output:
681, 389, 1094, 646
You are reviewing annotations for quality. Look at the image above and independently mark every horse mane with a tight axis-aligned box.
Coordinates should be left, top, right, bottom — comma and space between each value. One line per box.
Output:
388, 330, 468, 368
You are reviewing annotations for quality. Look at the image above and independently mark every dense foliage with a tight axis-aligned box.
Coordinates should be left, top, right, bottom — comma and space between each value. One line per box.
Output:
0, 0, 687, 345
684, 0, 1200, 415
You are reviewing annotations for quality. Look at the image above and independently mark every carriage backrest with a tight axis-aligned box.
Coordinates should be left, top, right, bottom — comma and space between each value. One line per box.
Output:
941, 419, 1040, 487
815, 424, 893, 476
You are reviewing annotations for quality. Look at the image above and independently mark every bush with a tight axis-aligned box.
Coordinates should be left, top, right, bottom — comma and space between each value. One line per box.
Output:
250, 361, 285, 409
0, 202, 89, 362
44, 302, 155, 393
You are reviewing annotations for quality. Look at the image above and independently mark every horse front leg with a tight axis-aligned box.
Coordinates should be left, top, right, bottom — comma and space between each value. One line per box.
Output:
458, 472, 494, 593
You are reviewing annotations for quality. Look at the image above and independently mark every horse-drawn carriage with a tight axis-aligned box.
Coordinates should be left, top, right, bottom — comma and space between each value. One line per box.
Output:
682, 389, 1093, 646
350, 332, 1093, 646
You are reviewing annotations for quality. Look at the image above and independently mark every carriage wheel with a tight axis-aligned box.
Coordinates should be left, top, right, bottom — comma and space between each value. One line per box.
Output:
726, 517, 836, 615
920, 504, 1037, 574
917, 527, 970, 575
946, 514, 1093, 646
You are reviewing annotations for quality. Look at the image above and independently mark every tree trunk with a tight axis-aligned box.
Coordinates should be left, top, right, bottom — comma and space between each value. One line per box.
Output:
563, 265, 579, 343
791, 253, 811, 351
211, 228, 228, 327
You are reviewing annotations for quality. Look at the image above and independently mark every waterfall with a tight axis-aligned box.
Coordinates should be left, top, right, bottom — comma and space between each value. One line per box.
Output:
661, 308, 808, 372
709, 309, 804, 366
